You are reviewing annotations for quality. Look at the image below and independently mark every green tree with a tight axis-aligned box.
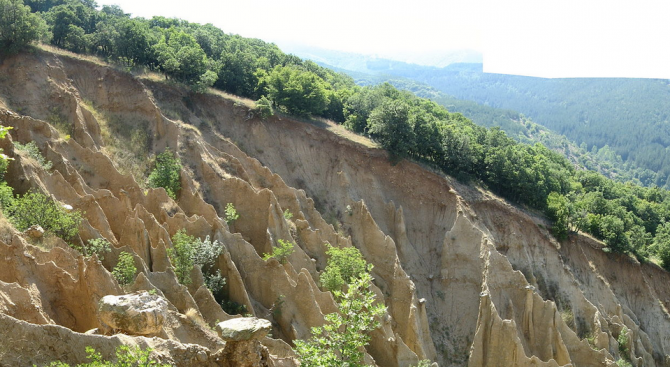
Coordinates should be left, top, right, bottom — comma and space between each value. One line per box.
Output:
169, 229, 196, 285
367, 98, 415, 156
113, 18, 153, 66
153, 28, 216, 89
112, 251, 136, 286
0, 0, 47, 55
148, 149, 181, 200
262, 238, 294, 264
547, 192, 570, 240
295, 271, 386, 367
320, 243, 368, 292
651, 221, 670, 270
262, 65, 331, 116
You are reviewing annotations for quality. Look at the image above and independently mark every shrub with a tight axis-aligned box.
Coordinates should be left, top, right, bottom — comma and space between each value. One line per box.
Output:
46, 345, 170, 367
262, 238, 294, 264
169, 230, 227, 294
148, 149, 181, 199
169, 230, 196, 285
112, 252, 136, 286
295, 271, 386, 367
255, 96, 274, 119
9, 191, 81, 241
14, 141, 53, 170
320, 243, 368, 292
192, 235, 226, 295
0, 182, 13, 212
283, 209, 293, 220
225, 202, 239, 223
618, 327, 630, 361
74, 238, 111, 261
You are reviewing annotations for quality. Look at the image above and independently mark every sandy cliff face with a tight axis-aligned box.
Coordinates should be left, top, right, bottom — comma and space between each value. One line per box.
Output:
0, 50, 668, 367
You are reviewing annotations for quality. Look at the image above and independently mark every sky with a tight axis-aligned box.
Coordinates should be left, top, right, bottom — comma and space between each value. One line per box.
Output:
96, 0, 670, 78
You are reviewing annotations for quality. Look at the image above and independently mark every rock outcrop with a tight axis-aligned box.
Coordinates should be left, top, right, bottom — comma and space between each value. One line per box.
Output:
217, 317, 272, 367
0, 48, 668, 367
98, 292, 168, 336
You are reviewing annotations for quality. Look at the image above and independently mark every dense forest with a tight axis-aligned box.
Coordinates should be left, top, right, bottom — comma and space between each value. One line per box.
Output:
3, 0, 670, 270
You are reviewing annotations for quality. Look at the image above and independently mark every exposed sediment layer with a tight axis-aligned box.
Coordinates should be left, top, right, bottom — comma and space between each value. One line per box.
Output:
0, 50, 668, 366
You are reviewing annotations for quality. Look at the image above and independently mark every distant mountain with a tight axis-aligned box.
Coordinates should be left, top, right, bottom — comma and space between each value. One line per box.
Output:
279, 44, 482, 72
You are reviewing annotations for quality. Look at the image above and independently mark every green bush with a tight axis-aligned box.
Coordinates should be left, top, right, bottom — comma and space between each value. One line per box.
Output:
9, 190, 81, 241
262, 238, 294, 264
45, 345, 169, 367
295, 271, 386, 367
148, 149, 181, 200
74, 238, 111, 261
192, 235, 226, 295
283, 209, 293, 220
14, 141, 53, 170
112, 252, 136, 286
169, 229, 196, 285
0, 182, 13, 212
225, 202, 239, 223
618, 327, 630, 362
320, 243, 368, 292
169, 230, 227, 294
255, 96, 274, 119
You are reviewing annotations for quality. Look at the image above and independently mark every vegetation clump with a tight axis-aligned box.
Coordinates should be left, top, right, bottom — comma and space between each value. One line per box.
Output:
74, 237, 111, 260
148, 149, 181, 200
224, 202, 239, 224
169, 230, 225, 294
9, 190, 81, 241
296, 249, 385, 367
255, 96, 274, 119
0, 0, 46, 55
168, 229, 197, 285
112, 251, 136, 286
46, 345, 169, 367
14, 141, 53, 170
320, 243, 367, 292
262, 238, 294, 264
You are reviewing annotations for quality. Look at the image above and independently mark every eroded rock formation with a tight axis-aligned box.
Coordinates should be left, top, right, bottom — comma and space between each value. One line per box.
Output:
0, 49, 668, 366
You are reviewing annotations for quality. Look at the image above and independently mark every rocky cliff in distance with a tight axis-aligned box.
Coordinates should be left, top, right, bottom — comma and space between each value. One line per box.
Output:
0, 49, 669, 367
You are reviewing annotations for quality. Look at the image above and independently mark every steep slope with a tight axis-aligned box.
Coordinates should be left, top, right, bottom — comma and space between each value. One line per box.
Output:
0, 50, 669, 367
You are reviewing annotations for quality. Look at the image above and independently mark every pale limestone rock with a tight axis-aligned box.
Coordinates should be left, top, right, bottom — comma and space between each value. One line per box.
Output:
217, 317, 272, 367
98, 292, 168, 336
217, 317, 271, 341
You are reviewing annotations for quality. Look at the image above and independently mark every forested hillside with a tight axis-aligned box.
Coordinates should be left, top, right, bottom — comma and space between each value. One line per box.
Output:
341, 69, 647, 186
359, 62, 670, 188
4, 0, 670, 289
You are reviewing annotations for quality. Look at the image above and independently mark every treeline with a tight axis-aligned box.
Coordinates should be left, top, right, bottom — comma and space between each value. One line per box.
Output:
376, 63, 670, 189
4, 0, 670, 269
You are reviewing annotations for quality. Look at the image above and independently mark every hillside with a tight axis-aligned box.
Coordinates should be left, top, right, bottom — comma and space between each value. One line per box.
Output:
339, 69, 645, 185
0, 47, 669, 367
365, 63, 670, 188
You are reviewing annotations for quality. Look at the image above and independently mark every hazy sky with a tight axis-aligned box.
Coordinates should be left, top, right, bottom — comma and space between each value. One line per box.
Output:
96, 0, 670, 78
95, 0, 482, 55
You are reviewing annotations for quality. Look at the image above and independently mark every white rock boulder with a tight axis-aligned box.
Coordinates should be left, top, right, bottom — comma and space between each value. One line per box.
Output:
98, 291, 167, 336
216, 317, 272, 341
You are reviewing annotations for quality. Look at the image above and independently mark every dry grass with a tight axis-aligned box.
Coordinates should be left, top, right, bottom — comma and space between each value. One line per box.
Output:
314, 117, 379, 149
80, 100, 152, 187
37, 44, 109, 67
185, 308, 216, 335
206, 88, 256, 109
0, 212, 14, 244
